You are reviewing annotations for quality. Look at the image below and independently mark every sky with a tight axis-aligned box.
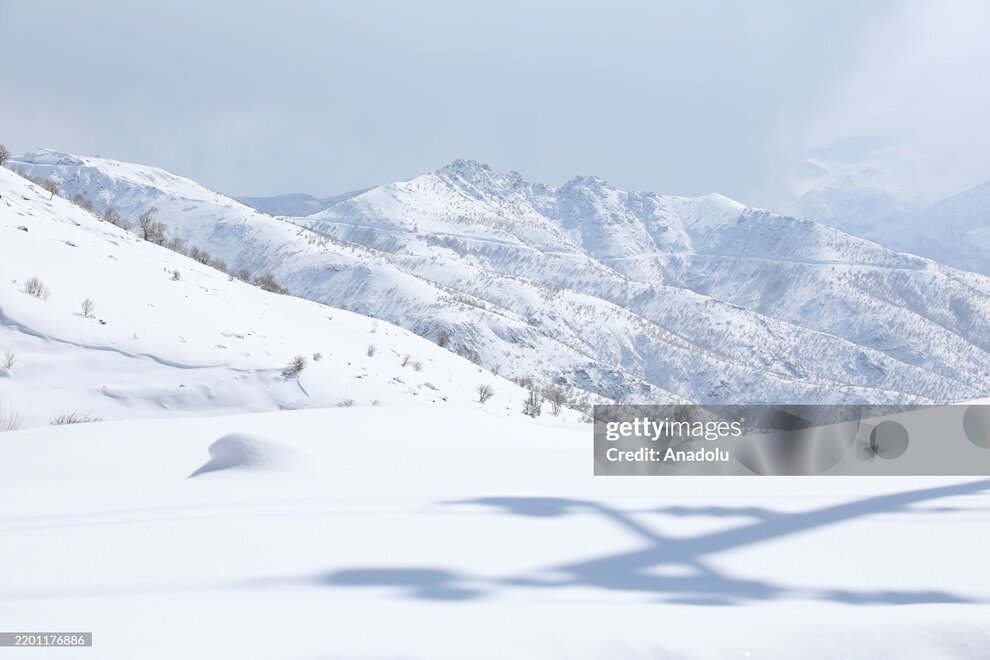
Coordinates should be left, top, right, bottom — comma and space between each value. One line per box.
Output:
1, 0, 989, 207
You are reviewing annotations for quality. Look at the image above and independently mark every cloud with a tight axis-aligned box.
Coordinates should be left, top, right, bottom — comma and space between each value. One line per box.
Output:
1, 0, 984, 206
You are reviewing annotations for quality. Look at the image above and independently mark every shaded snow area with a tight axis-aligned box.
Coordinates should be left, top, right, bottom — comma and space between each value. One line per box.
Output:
0, 166, 558, 428
2, 409, 989, 659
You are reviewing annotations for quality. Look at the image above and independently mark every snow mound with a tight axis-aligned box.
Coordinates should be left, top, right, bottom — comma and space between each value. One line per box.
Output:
189, 433, 326, 477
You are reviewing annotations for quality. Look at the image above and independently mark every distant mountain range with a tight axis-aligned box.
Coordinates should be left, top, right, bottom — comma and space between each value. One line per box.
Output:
8, 148, 990, 406
783, 139, 990, 276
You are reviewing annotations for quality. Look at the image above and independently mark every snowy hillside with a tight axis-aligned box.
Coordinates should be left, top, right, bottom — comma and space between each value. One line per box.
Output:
786, 177, 990, 276
0, 166, 546, 428
782, 139, 923, 239
9, 149, 990, 406
782, 140, 990, 276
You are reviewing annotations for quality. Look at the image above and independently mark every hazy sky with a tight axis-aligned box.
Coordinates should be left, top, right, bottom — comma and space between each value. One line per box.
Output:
2, 0, 988, 206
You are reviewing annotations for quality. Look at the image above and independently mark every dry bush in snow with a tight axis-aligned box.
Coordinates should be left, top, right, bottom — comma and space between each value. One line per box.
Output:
437, 329, 451, 347
254, 272, 287, 294
523, 388, 543, 418
477, 384, 495, 404
50, 411, 104, 426
545, 386, 568, 416
40, 177, 60, 199
282, 355, 307, 378
189, 246, 212, 265
0, 402, 21, 432
71, 194, 94, 212
22, 276, 50, 299
137, 208, 167, 245
0, 143, 10, 165
2, 351, 15, 370
102, 206, 131, 230
366, 344, 378, 357
81, 298, 95, 318
166, 237, 187, 255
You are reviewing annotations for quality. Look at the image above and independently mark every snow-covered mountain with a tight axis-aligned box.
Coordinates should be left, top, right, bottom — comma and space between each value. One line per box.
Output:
781, 139, 990, 276
782, 139, 923, 238
0, 165, 547, 428
891, 179, 990, 275
9, 149, 990, 407
786, 176, 990, 276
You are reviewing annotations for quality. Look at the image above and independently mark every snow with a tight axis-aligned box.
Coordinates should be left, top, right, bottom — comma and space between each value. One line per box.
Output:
0, 166, 556, 428
2, 150, 990, 658
783, 142, 990, 277
1, 408, 988, 659
9, 150, 990, 407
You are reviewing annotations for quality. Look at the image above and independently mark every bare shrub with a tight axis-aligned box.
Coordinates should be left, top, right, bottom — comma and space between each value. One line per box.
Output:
171, 269, 182, 281
366, 344, 377, 357
370, 320, 379, 334
41, 177, 60, 199
282, 355, 307, 378
339, 398, 355, 407
401, 354, 411, 367
137, 207, 167, 245
71, 193, 94, 212
312, 352, 323, 362
189, 246, 212, 265
477, 384, 495, 404
3, 351, 15, 370
80, 298, 95, 318
22, 276, 50, 299
0, 402, 21, 432
457, 347, 482, 365
512, 375, 534, 389
545, 386, 568, 416
50, 411, 103, 426
254, 272, 287, 294
0, 143, 10, 165
412, 360, 423, 372
523, 389, 543, 417
166, 236, 187, 254
437, 329, 451, 347
103, 206, 130, 230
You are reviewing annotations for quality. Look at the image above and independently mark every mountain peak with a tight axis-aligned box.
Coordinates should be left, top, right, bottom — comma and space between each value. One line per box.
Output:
561, 174, 611, 190
435, 159, 526, 192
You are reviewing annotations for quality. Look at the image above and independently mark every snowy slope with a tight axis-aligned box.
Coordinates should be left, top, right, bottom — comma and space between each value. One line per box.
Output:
9, 150, 990, 406
0, 166, 549, 428
893, 179, 990, 275
2, 408, 989, 659
782, 141, 990, 276
786, 177, 990, 276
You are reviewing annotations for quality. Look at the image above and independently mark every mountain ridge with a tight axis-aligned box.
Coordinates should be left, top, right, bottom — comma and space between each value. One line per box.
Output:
8, 149, 990, 406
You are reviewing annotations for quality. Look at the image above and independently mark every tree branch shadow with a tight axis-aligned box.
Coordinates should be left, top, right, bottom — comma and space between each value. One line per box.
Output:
322, 480, 990, 605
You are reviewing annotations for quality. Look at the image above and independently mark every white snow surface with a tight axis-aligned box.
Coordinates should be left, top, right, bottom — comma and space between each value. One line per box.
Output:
0, 165, 549, 428
1, 408, 989, 659
8, 150, 990, 406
